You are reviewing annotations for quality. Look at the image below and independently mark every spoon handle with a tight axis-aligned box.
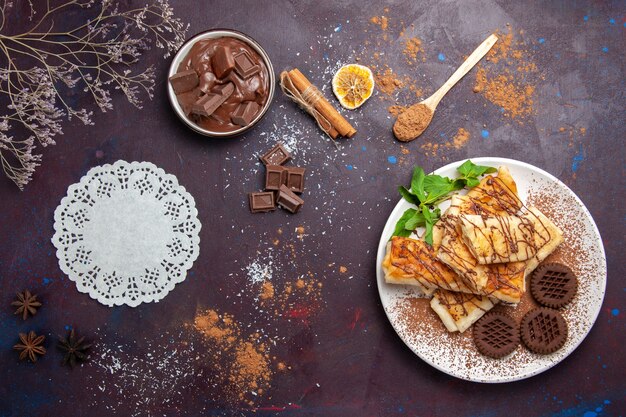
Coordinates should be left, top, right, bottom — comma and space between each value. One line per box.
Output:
424, 34, 498, 110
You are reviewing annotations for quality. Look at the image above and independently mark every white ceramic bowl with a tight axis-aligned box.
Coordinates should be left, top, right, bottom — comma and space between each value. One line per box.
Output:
167, 29, 275, 137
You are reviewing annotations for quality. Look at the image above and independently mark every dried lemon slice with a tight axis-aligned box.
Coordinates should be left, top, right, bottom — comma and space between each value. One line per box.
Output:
332, 64, 375, 109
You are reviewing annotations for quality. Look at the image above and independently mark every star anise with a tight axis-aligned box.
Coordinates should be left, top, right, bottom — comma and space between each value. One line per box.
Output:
14, 331, 46, 362
58, 329, 92, 368
11, 290, 42, 320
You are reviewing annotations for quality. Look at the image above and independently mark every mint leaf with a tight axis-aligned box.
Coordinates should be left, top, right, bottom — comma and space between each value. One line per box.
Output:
457, 160, 497, 179
410, 167, 426, 202
404, 210, 426, 230
423, 175, 463, 204
392, 208, 417, 238
398, 186, 420, 206
465, 177, 480, 188
421, 205, 438, 245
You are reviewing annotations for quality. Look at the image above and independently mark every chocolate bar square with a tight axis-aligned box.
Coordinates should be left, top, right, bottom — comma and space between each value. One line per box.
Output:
212, 82, 235, 97
249, 191, 276, 213
176, 87, 203, 116
233, 51, 261, 79
191, 93, 226, 117
231, 101, 260, 127
285, 167, 305, 193
260, 143, 291, 166
265, 165, 286, 191
211, 45, 235, 79
277, 185, 304, 213
169, 69, 199, 94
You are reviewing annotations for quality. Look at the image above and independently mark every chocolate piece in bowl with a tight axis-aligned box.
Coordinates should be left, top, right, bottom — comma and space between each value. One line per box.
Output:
176, 88, 203, 116
285, 167, 305, 193
192, 93, 227, 117
234, 50, 261, 79
232, 101, 260, 127
169, 69, 199, 94
198, 71, 217, 94
265, 165, 286, 191
249, 192, 276, 213
260, 143, 291, 166
277, 185, 304, 213
212, 45, 236, 79
212, 82, 235, 97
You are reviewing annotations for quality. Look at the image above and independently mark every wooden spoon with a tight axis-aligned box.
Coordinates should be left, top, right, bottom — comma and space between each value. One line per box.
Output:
393, 34, 499, 142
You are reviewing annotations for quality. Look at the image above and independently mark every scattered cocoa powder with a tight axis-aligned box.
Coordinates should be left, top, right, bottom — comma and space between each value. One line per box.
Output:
260, 281, 274, 300
452, 128, 470, 148
473, 29, 539, 120
369, 14, 389, 31
193, 309, 273, 404
339, 266, 348, 274
375, 67, 405, 95
387, 105, 407, 117
403, 37, 425, 63
393, 103, 433, 141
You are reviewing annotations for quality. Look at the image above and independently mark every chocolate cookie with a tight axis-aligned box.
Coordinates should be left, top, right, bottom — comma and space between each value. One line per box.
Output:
531, 263, 577, 308
473, 312, 519, 358
520, 307, 568, 354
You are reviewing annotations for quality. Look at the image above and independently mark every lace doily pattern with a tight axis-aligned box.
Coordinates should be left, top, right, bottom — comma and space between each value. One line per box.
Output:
52, 161, 201, 307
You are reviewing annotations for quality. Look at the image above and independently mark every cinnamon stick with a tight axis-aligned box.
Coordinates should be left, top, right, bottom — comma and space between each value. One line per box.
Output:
287, 69, 356, 138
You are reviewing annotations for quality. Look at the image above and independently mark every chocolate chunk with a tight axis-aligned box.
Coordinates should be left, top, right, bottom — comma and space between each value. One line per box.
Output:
231, 101, 260, 127
260, 143, 291, 166
473, 312, 519, 359
277, 184, 304, 213
176, 88, 203, 116
191, 93, 227, 117
234, 50, 261, 79
520, 307, 568, 354
198, 71, 217, 94
285, 167, 305, 193
211, 45, 235, 79
265, 165, 286, 191
530, 263, 577, 309
249, 192, 276, 213
169, 69, 199, 94
212, 82, 235, 97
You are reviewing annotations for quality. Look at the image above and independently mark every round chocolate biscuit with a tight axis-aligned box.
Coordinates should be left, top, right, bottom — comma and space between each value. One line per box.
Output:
473, 312, 519, 358
531, 263, 577, 308
520, 307, 568, 354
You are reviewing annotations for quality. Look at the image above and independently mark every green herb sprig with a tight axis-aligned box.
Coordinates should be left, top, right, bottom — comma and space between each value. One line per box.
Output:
393, 160, 497, 244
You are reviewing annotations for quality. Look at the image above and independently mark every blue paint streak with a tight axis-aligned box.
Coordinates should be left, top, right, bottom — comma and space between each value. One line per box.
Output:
604, 400, 611, 405
438, 53, 446, 61
602, 46, 609, 53
611, 308, 619, 316
387, 155, 397, 164
481, 129, 489, 138
346, 164, 353, 170
583, 412, 598, 417
334, 24, 342, 32
323, 52, 329, 61
64, 324, 72, 331
572, 144, 584, 172
609, 18, 615, 24
584, 15, 589, 21
538, 37, 545, 44
42, 277, 52, 285
361, 145, 366, 151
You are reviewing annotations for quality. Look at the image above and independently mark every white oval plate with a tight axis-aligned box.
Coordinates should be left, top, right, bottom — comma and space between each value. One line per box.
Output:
375, 157, 607, 383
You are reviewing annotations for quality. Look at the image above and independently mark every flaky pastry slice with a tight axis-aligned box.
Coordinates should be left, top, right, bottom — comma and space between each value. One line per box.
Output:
383, 236, 473, 294
434, 167, 526, 293
383, 240, 435, 296
430, 289, 496, 333
522, 206, 565, 275
459, 205, 563, 265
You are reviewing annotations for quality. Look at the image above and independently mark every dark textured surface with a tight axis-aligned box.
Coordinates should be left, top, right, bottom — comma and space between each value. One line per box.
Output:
1, 1, 624, 416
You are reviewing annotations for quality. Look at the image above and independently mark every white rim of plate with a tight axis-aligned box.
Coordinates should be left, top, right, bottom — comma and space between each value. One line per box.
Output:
375, 157, 607, 383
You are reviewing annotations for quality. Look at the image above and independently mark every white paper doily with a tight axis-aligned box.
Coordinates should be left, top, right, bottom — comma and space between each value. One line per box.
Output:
52, 160, 201, 307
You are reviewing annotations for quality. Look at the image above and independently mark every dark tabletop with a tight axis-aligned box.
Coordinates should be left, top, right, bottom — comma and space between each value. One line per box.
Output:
1, 1, 624, 416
